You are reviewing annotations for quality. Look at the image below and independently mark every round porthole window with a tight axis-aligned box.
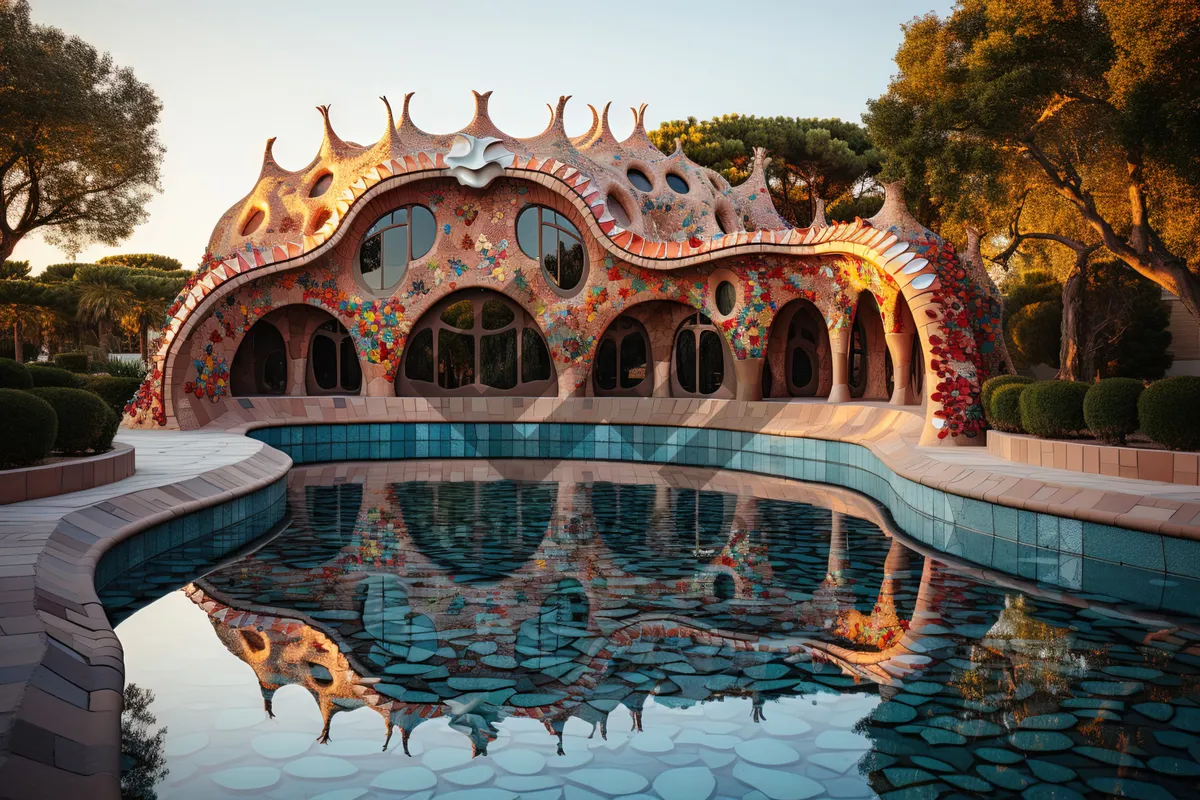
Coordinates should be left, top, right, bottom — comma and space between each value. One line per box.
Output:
715, 281, 736, 316
665, 173, 689, 194
241, 209, 264, 236
627, 168, 653, 192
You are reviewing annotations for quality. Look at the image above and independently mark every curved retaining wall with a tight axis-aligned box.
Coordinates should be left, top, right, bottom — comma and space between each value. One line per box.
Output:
249, 421, 1200, 614
0, 444, 136, 505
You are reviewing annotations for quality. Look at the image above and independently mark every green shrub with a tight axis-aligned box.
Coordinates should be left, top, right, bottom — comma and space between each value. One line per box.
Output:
990, 383, 1028, 433
0, 357, 32, 390
0, 389, 58, 469
53, 352, 90, 373
1019, 380, 1092, 438
84, 375, 142, 418
981, 375, 1035, 423
28, 364, 86, 388
93, 357, 147, 379
28, 387, 118, 455
1139, 376, 1200, 451
1084, 378, 1144, 445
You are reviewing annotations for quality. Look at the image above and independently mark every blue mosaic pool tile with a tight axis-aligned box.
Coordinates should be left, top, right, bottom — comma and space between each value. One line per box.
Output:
1085, 523, 1165, 571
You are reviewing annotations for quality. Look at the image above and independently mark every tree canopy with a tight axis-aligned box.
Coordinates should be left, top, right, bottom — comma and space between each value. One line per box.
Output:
98, 253, 182, 272
0, 0, 164, 263
649, 115, 882, 226
865, 0, 1200, 321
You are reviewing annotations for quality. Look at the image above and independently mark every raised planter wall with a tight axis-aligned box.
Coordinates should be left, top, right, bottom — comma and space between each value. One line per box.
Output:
0, 444, 136, 505
987, 430, 1200, 486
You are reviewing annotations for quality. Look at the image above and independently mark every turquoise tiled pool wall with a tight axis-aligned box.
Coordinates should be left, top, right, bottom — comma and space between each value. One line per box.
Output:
248, 423, 1200, 614
93, 477, 287, 593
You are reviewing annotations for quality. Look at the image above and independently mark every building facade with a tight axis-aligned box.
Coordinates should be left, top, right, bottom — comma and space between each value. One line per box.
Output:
126, 92, 1004, 446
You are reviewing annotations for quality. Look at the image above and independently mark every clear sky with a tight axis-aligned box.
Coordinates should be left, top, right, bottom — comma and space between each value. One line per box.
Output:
14, 0, 953, 273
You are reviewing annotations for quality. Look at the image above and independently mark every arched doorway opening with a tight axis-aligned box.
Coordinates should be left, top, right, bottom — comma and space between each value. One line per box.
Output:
762, 300, 832, 399
230, 320, 287, 396
671, 312, 735, 399
848, 293, 888, 400
592, 315, 652, 397
396, 289, 556, 397
307, 319, 363, 395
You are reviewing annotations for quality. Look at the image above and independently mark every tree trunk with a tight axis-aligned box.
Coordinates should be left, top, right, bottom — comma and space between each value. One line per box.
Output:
12, 321, 21, 363
139, 323, 149, 363
1056, 266, 1085, 381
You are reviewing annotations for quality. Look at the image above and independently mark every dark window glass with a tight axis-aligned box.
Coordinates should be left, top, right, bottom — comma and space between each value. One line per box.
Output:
480, 330, 518, 389
438, 329, 475, 389
791, 347, 814, 391
594, 338, 617, 391
309, 173, 333, 198
761, 358, 774, 397
441, 299, 474, 329
358, 204, 436, 291
482, 299, 514, 330
698, 330, 724, 395
627, 169, 653, 192
312, 335, 337, 390
340, 337, 361, 391
619, 333, 647, 389
665, 173, 689, 194
714, 572, 735, 602
516, 205, 587, 293
263, 352, 287, 393
849, 319, 867, 397
405, 328, 434, 382
715, 281, 736, 316
521, 328, 552, 382
676, 330, 696, 393
910, 331, 923, 396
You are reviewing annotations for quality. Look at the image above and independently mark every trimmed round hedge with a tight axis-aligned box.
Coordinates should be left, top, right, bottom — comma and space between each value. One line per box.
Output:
0, 357, 33, 390
990, 384, 1028, 433
1084, 378, 1144, 445
28, 364, 86, 388
28, 387, 118, 455
1019, 380, 1092, 439
1139, 376, 1200, 451
84, 375, 142, 418
0, 389, 58, 469
981, 374, 1035, 424
53, 352, 89, 373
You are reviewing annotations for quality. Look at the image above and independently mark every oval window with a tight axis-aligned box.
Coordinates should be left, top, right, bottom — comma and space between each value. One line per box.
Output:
627, 169, 653, 192
665, 173, 689, 194
309, 173, 333, 198
241, 209, 264, 236
674, 314, 728, 398
715, 281, 736, 316
357, 204, 436, 292
516, 205, 587, 294
606, 194, 631, 228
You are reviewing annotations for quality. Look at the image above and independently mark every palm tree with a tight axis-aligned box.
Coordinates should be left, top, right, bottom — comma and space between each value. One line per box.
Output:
123, 274, 183, 362
74, 265, 132, 354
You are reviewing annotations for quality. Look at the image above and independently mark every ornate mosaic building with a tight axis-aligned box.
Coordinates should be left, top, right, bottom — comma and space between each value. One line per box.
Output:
126, 92, 1004, 445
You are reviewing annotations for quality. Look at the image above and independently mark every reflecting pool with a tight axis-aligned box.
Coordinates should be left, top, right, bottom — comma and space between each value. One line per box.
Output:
104, 461, 1200, 799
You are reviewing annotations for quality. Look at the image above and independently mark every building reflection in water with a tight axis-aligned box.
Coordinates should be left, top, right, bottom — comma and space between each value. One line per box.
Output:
167, 461, 1200, 797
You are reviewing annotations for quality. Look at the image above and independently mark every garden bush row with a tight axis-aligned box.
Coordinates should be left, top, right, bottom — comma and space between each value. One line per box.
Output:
981, 373, 1200, 451
0, 358, 130, 468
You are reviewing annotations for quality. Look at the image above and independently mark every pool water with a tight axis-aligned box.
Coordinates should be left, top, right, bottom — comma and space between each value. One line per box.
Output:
104, 461, 1200, 799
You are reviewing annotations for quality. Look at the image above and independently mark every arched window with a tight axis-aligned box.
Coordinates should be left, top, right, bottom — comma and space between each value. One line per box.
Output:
230, 320, 287, 396
516, 206, 587, 294
848, 317, 868, 399
593, 317, 651, 397
357, 205, 436, 292
673, 313, 730, 398
398, 290, 555, 397
787, 308, 825, 397
307, 320, 362, 395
